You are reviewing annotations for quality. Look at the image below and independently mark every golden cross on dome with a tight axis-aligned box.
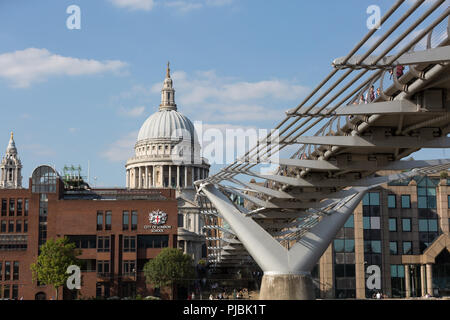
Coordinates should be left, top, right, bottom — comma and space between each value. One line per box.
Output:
166, 61, 171, 78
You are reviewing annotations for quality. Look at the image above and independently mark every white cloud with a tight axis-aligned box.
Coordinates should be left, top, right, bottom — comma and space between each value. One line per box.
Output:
0, 48, 127, 88
118, 106, 146, 117
101, 131, 138, 162
109, 0, 155, 11
165, 1, 203, 12
150, 69, 308, 123
155, 70, 308, 104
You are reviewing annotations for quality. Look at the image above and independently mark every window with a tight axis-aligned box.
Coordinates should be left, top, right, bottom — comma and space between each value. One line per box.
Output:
97, 236, 110, 252
333, 239, 355, 253
13, 262, 19, 280
17, 199, 22, 216
16, 220, 22, 233
344, 215, 354, 228
96, 283, 102, 298
403, 241, 412, 254
97, 211, 103, 231
371, 240, 382, 254
335, 264, 356, 278
123, 260, 136, 276
389, 242, 398, 255
391, 265, 405, 278
363, 216, 380, 229
417, 177, 437, 209
363, 192, 380, 206
67, 235, 97, 249
105, 211, 112, 231
12, 285, 18, 299
24, 220, 28, 233
137, 235, 169, 249
1, 199, 6, 216
401, 195, 411, 209
418, 219, 438, 232
123, 236, 136, 252
123, 211, 129, 231
131, 211, 138, 231
364, 240, 382, 254
9, 199, 15, 216
178, 214, 184, 228
32, 165, 58, 193
390, 265, 405, 298
1, 220, 6, 233
4, 261, 11, 280
3, 285, 10, 299
8, 220, 14, 233
402, 218, 411, 232
388, 195, 396, 208
345, 239, 355, 253
334, 239, 344, 253
0, 262, 2, 281
97, 261, 110, 276
79, 259, 96, 272
389, 218, 397, 232
24, 199, 28, 216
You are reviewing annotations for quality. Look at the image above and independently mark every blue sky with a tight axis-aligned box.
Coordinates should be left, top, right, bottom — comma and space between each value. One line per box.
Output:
0, 0, 448, 187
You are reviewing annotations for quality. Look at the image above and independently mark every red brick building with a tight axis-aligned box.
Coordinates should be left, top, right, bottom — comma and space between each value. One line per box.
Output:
0, 165, 179, 300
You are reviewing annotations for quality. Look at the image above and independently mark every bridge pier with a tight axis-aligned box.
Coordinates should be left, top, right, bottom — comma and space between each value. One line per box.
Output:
259, 273, 315, 300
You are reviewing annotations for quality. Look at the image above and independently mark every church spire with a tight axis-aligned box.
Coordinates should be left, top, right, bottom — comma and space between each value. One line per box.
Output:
1, 132, 22, 189
166, 61, 171, 78
160, 62, 177, 111
6, 131, 17, 156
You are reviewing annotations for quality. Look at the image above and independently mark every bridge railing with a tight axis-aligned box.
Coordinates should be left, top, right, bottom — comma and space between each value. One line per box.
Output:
290, 14, 449, 163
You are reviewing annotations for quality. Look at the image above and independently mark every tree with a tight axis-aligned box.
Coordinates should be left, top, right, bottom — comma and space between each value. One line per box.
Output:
30, 237, 81, 300
143, 248, 194, 300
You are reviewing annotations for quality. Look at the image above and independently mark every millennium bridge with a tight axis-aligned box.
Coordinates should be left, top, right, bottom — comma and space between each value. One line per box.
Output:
195, 0, 450, 300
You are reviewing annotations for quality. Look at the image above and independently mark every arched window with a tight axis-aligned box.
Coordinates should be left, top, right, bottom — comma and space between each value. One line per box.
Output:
32, 165, 59, 193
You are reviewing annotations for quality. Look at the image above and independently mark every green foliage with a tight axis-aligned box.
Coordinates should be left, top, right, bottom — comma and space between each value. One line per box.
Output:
143, 248, 195, 289
440, 171, 448, 179
30, 237, 81, 299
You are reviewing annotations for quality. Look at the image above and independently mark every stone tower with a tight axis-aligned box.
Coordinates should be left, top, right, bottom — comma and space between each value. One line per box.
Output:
0, 132, 23, 189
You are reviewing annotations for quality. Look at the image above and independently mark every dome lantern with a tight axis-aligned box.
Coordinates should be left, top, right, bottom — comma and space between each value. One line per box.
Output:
160, 61, 177, 111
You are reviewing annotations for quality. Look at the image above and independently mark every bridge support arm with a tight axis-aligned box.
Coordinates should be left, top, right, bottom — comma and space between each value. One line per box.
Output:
200, 183, 290, 273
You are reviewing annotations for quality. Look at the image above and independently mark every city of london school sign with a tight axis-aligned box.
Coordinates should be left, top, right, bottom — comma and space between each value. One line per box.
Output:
144, 210, 173, 233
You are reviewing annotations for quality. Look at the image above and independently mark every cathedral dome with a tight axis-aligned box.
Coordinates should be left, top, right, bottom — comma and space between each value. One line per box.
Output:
136, 62, 197, 144
125, 63, 210, 192
137, 109, 197, 142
